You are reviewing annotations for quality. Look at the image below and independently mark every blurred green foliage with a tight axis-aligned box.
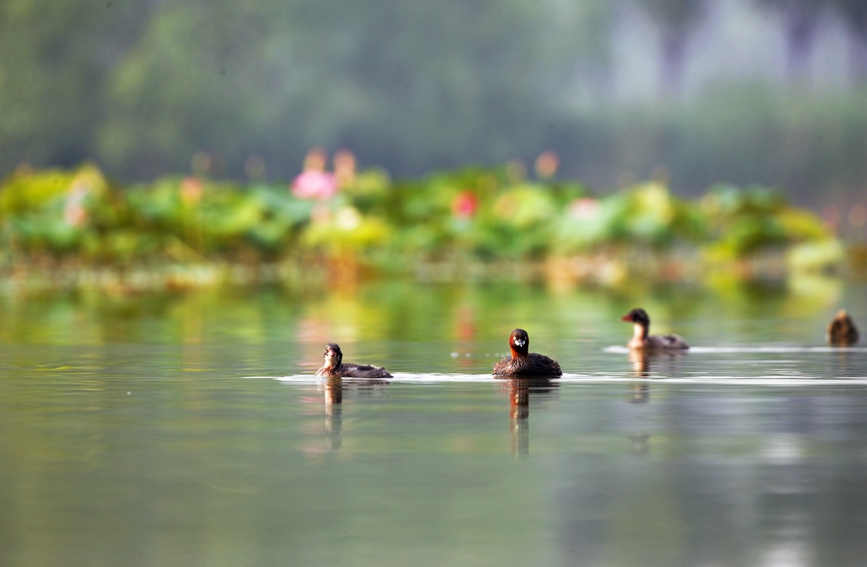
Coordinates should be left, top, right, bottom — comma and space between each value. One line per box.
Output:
0, 164, 836, 286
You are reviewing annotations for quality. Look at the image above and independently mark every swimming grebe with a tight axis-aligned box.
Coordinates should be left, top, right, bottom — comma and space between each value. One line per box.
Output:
621, 308, 689, 350
827, 310, 859, 346
315, 343, 392, 378
492, 328, 562, 377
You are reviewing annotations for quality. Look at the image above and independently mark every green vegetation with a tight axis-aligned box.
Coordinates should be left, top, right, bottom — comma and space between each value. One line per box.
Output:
0, 163, 840, 292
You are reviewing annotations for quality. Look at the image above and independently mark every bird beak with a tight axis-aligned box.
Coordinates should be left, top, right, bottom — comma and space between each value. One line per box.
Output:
514, 338, 526, 347
621, 315, 631, 322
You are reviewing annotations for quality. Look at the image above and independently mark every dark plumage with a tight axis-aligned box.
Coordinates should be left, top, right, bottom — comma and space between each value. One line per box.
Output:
827, 309, 859, 346
621, 308, 689, 350
315, 343, 392, 378
492, 328, 562, 377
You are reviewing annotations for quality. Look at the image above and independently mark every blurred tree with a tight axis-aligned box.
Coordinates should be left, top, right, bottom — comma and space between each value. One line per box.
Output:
97, 0, 285, 178
548, 0, 617, 107
337, 0, 566, 172
635, 0, 706, 97
0, 0, 575, 180
830, 0, 867, 82
755, 0, 825, 84
0, 0, 153, 173
2, 0, 867, 204
97, 0, 570, 179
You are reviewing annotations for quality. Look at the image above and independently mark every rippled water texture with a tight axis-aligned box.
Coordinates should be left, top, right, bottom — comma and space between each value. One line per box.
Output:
1, 281, 867, 567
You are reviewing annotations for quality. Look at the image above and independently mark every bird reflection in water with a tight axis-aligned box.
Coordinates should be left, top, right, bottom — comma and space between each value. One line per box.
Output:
628, 350, 651, 403
496, 377, 560, 458
829, 346, 865, 379
625, 350, 686, 453
320, 376, 390, 452
626, 351, 652, 453
323, 377, 343, 451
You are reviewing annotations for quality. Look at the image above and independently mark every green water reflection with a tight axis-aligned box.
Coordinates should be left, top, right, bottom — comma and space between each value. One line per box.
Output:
1, 281, 866, 567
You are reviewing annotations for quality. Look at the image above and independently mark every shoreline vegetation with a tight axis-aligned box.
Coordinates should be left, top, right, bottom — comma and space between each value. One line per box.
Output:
1, 159, 864, 296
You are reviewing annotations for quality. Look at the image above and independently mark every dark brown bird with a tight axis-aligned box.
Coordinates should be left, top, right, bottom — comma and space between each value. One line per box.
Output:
492, 328, 562, 377
315, 343, 392, 378
827, 310, 859, 346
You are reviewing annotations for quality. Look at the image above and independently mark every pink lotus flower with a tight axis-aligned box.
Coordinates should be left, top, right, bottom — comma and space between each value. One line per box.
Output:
451, 191, 478, 219
64, 186, 90, 227
569, 198, 601, 220
180, 177, 203, 205
291, 170, 337, 200
535, 150, 559, 179
64, 202, 87, 227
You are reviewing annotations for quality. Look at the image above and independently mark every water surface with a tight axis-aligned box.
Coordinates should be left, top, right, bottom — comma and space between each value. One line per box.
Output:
1, 281, 866, 567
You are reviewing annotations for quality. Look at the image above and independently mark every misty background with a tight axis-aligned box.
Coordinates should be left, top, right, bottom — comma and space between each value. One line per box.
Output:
2, 0, 867, 206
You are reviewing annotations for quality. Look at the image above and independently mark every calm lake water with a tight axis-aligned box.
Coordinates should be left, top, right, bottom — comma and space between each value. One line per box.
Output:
2, 279, 867, 567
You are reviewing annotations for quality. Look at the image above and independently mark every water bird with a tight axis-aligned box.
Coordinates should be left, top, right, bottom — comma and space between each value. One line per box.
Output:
621, 308, 689, 350
315, 343, 392, 378
827, 310, 859, 346
492, 328, 562, 377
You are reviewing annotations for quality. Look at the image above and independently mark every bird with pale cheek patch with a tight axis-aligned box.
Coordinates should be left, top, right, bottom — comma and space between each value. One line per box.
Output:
315, 343, 392, 378
621, 308, 689, 350
492, 328, 562, 377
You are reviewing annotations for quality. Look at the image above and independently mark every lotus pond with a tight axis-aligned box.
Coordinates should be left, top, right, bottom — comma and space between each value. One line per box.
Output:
1, 280, 867, 567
